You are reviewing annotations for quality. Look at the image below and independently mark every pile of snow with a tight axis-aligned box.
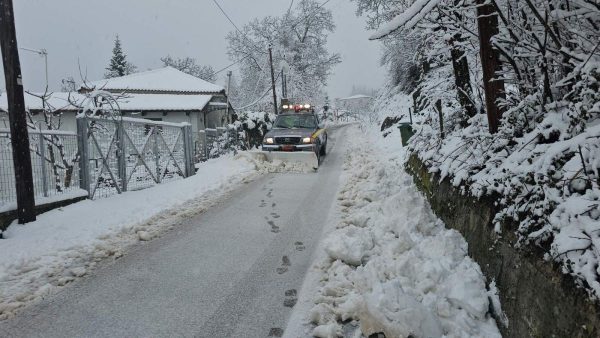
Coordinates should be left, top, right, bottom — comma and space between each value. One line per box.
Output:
0, 155, 260, 320
308, 126, 501, 338
236, 152, 316, 174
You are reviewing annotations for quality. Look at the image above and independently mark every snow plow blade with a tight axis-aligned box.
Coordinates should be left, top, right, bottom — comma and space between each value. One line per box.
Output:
243, 151, 319, 172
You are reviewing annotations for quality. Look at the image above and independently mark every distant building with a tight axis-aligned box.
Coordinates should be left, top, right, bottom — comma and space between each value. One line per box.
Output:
335, 94, 374, 114
0, 66, 234, 134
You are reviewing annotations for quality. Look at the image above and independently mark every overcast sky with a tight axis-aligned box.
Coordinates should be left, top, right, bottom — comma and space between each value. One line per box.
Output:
4, 0, 385, 99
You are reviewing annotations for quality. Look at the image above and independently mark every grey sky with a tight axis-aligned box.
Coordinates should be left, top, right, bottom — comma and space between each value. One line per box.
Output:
5, 0, 385, 99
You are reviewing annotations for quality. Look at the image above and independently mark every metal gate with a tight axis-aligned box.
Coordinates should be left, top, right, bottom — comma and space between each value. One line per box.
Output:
77, 116, 195, 199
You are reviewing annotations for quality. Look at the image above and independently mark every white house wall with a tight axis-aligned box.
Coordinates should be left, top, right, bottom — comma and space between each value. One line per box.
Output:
0, 111, 77, 132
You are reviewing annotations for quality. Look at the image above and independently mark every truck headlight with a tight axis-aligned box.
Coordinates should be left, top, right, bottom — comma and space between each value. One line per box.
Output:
302, 137, 312, 144
265, 138, 274, 144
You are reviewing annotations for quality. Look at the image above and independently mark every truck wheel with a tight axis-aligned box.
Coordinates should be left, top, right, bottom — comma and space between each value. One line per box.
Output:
320, 143, 327, 156
316, 142, 322, 164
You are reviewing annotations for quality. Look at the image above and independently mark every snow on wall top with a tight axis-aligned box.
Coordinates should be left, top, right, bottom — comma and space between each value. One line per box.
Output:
82, 67, 224, 94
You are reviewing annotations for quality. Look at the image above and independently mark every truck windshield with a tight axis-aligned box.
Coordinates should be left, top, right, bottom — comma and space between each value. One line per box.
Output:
273, 115, 317, 129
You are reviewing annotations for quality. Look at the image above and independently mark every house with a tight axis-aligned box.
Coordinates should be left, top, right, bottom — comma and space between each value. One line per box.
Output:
0, 66, 234, 136
335, 94, 374, 113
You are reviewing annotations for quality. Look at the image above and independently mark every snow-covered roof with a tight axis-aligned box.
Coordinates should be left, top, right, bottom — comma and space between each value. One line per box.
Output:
0, 91, 213, 113
338, 95, 374, 101
82, 67, 224, 94
117, 93, 213, 111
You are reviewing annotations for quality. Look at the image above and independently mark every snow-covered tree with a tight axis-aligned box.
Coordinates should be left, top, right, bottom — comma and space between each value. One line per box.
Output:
104, 35, 136, 78
160, 56, 216, 83
226, 0, 341, 110
354, 0, 600, 300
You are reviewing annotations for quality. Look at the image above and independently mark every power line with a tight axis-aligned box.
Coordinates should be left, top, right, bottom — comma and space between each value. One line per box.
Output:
234, 71, 281, 110
211, 0, 265, 55
213, 55, 252, 75
211, 0, 243, 37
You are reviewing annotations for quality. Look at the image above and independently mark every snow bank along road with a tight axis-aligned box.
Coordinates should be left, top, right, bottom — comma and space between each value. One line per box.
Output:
285, 126, 503, 338
0, 125, 351, 337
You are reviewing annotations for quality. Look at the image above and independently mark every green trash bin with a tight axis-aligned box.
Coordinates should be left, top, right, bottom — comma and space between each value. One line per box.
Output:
398, 122, 415, 146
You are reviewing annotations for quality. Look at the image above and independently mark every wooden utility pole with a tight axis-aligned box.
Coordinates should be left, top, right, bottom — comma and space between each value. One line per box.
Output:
268, 46, 278, 115
0, 0, 36, 223
476, 0, 506, 134
226, 70, 232, 123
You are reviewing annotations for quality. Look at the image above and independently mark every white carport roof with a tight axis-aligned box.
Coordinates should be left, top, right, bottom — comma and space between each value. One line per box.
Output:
0, 92, 213, 112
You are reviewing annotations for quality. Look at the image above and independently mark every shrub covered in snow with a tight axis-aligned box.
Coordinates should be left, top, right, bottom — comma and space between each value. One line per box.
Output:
358, 0, 600, 301
236, 111, 276, 149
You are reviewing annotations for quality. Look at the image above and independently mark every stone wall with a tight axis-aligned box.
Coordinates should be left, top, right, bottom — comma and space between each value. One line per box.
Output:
406, 154, 600, 338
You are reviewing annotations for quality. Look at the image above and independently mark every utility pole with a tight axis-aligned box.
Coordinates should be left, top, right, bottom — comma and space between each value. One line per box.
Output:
226, 70, 232, 123
268, 46, 278, 115
476, 0, 506, 134
0, 0, 36, 223
281, 69, 286, 99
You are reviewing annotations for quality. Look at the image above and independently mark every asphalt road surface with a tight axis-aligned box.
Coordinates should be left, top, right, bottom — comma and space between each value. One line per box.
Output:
1, 125, 350, 338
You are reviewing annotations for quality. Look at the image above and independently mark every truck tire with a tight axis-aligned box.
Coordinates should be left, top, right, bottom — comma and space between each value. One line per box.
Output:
320, 143, 327, 156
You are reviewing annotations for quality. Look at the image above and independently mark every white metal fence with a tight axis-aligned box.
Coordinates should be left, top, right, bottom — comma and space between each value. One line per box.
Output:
78, 116, 195, 199
1, 115, 236, 211
0, 128, 81, 208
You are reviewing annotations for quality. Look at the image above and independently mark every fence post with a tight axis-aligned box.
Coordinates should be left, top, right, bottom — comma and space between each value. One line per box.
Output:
199, 130, 207, 161
181, 125, 194, 177
116, 120, 127, 192
76, 117, 91, 197
153, 128, 161, 183
38, 127, 49, 197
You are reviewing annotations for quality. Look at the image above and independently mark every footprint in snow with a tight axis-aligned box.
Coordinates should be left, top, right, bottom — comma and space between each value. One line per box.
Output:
268, 221, 280, 233
276, 256, 290, 274
268, 328, 284, 337
283, 289, 297, 308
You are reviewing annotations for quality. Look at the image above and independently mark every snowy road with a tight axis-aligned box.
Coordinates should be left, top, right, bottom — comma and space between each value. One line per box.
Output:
1, 126, 350, 338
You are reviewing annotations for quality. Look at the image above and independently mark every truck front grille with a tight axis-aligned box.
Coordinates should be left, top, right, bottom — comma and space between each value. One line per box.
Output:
275, 137, 301, 145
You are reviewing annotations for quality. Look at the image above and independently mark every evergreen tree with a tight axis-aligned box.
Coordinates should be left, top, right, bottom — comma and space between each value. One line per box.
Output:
104, 35, 136, 78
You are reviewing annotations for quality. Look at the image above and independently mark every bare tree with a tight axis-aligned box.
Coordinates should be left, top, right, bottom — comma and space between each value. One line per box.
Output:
226, 0, 341, 108
160, 56, 216, 83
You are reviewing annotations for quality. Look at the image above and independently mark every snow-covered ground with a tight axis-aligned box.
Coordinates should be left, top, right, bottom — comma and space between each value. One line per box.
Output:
286, 125, 502, 337
0, 155, 264, 320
